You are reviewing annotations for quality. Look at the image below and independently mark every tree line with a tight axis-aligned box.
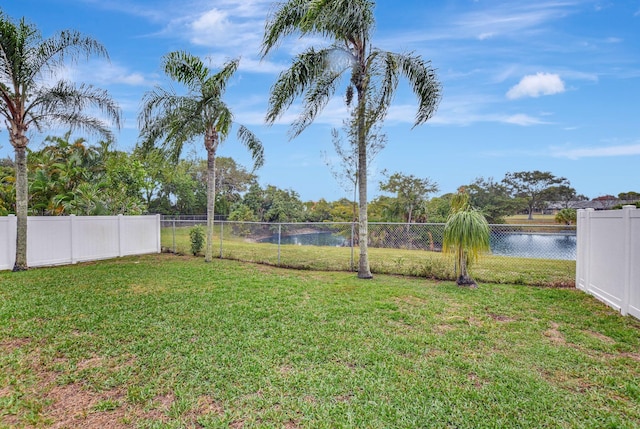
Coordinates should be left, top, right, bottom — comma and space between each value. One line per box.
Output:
3, 139, 636, 224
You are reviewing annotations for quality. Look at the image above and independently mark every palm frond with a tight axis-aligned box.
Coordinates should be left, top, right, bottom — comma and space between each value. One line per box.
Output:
265, 47, 333, 125
261, 0, 310, 57
162, 51, 210, 91
26, 81, 121, 137
393, 52, 442, 127
237, 125, 265, 170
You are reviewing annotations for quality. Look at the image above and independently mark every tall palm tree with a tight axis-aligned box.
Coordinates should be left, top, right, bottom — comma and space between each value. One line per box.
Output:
261, 0, 441, 278
0, 13, 121, 271
139, 51, 264, 262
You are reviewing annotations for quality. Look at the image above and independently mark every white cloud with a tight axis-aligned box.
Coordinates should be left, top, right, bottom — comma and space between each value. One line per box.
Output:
552, 143, 640, 159
502, 114, 547, 126
506, 72, 565, 99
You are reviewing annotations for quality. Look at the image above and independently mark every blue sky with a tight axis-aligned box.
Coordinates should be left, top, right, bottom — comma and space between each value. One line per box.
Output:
1, 0, 639, 201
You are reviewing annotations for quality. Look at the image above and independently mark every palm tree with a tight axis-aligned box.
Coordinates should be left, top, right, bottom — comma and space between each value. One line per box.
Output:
0, 13, 121, 271
139, 51, 264, 262
442, 192, 490, 287
261, 0, 441, 278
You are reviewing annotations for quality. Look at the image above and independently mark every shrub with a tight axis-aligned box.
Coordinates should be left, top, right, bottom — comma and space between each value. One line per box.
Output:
189, 225, 205, 256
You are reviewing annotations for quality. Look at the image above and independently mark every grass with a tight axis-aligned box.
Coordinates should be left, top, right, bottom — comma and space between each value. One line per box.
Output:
505, 214, 559, 225
1, 254, 639, 428
162, 227, 576, 287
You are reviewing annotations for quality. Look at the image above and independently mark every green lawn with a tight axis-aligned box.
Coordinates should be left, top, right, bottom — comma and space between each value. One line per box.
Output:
1, 254, 639, 428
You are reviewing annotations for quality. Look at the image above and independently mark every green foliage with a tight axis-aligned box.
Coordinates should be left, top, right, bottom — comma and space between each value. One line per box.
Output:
555, 208, 577, 225
189, 225, 205, 256
502, 171, 569, 220
465, 177, 518, 223
443, 192, 490, 285
379, 170, 439, 223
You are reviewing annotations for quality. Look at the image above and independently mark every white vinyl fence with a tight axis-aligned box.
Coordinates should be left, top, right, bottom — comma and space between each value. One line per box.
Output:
577, 206, 640, 319
0, 214, 161, 271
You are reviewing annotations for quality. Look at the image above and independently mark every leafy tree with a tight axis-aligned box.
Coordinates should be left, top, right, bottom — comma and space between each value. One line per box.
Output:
540, 185, 586, 209
263, 186, 304, 223
0, 13, 121, 270
303, 198, 333, 222
443, 192, 490, 287
139, 51, 264, 262
379, 170, 438, 224
502, 171, 568, 220
329, 198, 356, 222
421, 194, 454, 223
261, 0, 441, 279
465, 177, 519, 223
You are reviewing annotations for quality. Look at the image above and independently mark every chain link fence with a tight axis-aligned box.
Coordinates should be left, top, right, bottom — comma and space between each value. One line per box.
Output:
161, 219, 576, 287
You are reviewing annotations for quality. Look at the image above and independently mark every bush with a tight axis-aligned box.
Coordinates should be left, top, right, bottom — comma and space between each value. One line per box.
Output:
189, 225, 205, 256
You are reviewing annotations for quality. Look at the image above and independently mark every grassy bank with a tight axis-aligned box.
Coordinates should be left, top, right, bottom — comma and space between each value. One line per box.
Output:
162, 226, 575, 287
1, 255, 639, 428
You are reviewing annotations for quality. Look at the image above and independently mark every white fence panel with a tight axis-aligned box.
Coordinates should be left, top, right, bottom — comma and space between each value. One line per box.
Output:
121, 215, 161, 256
0, 215, 17, 271
0, 215, 161, 270
27, 217, 74, 267
72, 216, 121, 262
577, 206, 639, 319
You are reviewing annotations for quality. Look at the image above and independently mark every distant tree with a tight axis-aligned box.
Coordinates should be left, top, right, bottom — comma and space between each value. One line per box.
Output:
0, 13, 121, 270
303, 198, 333, 222
261, 0, 441, 279
465, 177, 518, 223
540, 184, 587, 210
329, 198, 356, 222
555, 208, 577, 225
618, 191, 640, 201
379, 170, 439, 224
502, 171, 568, 220
139, 51, 264, 262
420, 194, 454, 223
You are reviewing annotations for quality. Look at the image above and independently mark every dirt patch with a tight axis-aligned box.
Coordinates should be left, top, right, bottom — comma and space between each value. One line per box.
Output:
44, 384, 128, 429
0, 337, 31, 351
487, 313, 516, 322
583, 330, 616, 345
544, 322, 566, 345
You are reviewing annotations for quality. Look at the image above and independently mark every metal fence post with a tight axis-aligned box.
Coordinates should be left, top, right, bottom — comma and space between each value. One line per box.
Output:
351, 221, 355, 272
220, 221, 224, 259
277, 223, 282, 266
172, 220, 176, 253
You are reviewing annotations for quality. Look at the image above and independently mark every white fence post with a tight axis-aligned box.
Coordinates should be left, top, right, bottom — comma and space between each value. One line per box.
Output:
156, 214, 162, 253
621, 205, 634, 316
118, 214, 124, 257
70, 214, 77, 264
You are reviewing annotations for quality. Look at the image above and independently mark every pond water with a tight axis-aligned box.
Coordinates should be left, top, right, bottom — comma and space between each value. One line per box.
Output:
260, 231, 577, 260
490, 232, 576, 260
260, 231, 349, 247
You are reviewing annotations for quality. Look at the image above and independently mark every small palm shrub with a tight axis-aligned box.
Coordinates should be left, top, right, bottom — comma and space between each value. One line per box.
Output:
443, 191, 490, 287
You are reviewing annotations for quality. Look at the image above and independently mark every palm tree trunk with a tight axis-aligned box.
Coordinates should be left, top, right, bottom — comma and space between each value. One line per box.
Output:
205, 131, 217, 263
13, 144, 28, 271
356, 85, 372, 279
